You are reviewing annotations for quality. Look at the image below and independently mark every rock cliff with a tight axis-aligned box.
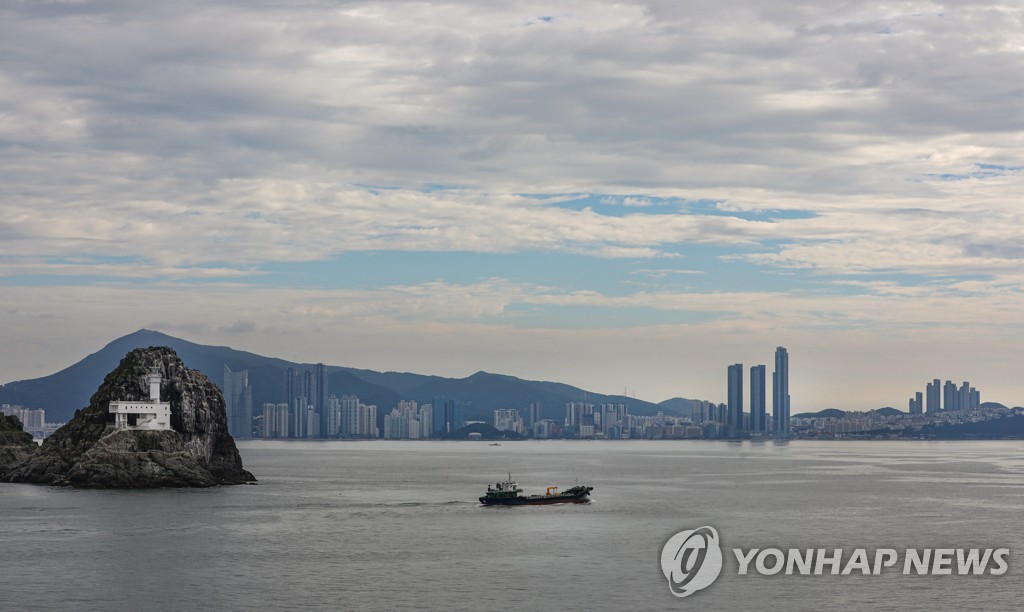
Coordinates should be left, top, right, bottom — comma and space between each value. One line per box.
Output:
0, 414, 38, 478
7, 347, 255, 487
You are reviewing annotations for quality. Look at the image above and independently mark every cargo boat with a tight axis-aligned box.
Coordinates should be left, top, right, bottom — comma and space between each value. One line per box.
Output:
479, 474, 593, 506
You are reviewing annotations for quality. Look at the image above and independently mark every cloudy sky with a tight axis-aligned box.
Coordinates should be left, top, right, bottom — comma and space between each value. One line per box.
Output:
3, 1, 1024, 409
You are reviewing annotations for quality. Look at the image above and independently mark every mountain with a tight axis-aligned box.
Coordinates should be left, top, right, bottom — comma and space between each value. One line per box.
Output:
658, 397, 704, 415
874, 407, 904, 417
792, 408, 848, 419
792, 407, 906, 419
0, 329, 677, 426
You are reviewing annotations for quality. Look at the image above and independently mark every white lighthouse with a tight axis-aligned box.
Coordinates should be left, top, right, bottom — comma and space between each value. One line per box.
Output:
109, 367, 173, 430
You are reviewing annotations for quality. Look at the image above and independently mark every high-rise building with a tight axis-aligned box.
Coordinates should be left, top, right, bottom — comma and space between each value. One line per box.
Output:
291, 396, 308, 438
223, 365, 253, 439
418, 403, 432, 439
302, 370, 316, 420
283, 367, 299, 406
750, 365, 766, 432
772, 347, 790, 437
432, 397, 447, 435
494, 409, 522, 433
926, 379, 940, 414
261, 402, 290, 438
283, 367, 302, 437
383, 401, 429, 440
943, 380, 957, 412
431, 397, 460, 435
909, 391, 923, 415
315, 363, 328, 436
565, 402, 587, 427
527, 401, 542, 428
447, 400, 462, 434
325, 395, 342, 437
727, 363, 744, 436
340, 395, 360, 436
357, 403, 378, 438
959, 382, 971, 413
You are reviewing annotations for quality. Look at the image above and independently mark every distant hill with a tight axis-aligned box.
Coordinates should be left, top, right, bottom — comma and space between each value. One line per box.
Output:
0, 329, 676, 426
658, 397, 704, 415
793, 407, 905, 419
982, 402, 1008, 410
875, 407, 904, 417
793, 408, 847, 419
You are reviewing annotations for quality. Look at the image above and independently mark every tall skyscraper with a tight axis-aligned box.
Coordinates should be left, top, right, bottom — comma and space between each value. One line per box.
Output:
223, 365, 253, 439
943, 380, 957, 412
340, 395, 360, 436
959, 382, 971, 413
772, 347, 790, 437
315, 363, 328, 435
909, 391, 923, 415
302, 370, 316, 415
431, 397, 461, 435
926, 379, 940, 414
432, 397, 447, 435
527, 401, 541, 428
326, 395, 342, 437
261, 402, 289, 438
283, 367, 300, 436
357, 403, 378, 438
283, 367, 299, 405
727, 363, 744, 436
750, 365, 766, 432
447, 399, 462, 434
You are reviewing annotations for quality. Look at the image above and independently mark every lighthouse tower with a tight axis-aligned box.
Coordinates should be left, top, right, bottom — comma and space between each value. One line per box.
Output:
148, 368, 162, 404
109, 366, 173, 430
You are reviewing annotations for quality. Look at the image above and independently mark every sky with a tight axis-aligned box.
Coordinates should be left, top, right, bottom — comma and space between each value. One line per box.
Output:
2, 1, 1024, 409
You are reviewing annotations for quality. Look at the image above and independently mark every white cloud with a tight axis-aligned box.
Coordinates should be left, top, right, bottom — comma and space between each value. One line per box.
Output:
1, 279, 1022, 408
2, 1, 1024, 407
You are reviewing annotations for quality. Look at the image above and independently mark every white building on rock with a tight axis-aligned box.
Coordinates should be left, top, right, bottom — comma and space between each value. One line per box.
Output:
109, 367, 172, 431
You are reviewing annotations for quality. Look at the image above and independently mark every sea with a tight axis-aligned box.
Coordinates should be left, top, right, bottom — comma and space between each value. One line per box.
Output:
1, 440, 1021, 611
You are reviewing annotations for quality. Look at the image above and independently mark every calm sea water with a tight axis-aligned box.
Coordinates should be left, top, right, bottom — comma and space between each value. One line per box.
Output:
1, 440, 1021, 611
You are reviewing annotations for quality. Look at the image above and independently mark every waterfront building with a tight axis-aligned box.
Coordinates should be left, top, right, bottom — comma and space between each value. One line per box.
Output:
527, 401, 541, 428
340, 395, 360, 436
494, 409, 523, 434
773, 347, 790, 437
223, 365, 253, 439
727, 363, 743, 435
261, 403, 279, 438
926, 380, 940, 414
909, 391, 923, 415
750, 365, 766, 432
315, 363, 328, 436
943, 380, 958, 411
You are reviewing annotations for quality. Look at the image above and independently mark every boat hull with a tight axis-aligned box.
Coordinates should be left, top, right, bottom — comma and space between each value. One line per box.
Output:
479, 488, 592, 506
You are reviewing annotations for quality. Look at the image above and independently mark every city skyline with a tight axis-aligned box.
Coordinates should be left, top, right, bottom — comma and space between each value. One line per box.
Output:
4, 3, 1024, 409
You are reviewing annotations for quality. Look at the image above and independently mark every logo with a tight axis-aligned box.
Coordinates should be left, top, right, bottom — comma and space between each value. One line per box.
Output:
660, 526, 723, 598
660, 526, 1010, 599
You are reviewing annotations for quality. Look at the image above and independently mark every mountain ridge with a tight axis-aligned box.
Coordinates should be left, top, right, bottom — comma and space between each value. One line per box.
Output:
0, 329, 676, 426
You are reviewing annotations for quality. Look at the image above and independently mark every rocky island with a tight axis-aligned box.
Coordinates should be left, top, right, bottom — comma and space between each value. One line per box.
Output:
0, 413, 38, 478
6, 347, 255, 488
